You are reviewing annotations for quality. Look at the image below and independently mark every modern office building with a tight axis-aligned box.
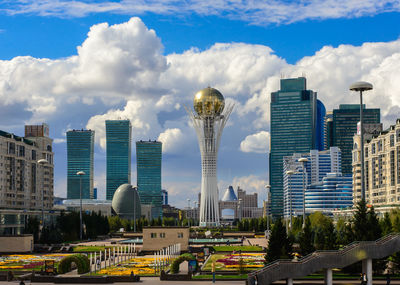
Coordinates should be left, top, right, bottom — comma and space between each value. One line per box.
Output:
162, 189, 168, 205
66, 129, 95, 199
324, 112, 333, 150
270, 77, 325, 216
283, 147, 342, 218
106, 120, 132, 200
187, 87, 234, 227
353, 119, 400, 208
305, 173, 353, 214
0, 124, 54, 234
136, 140, 162, 219
218, 186, 263, 221
325, 104, 380, 175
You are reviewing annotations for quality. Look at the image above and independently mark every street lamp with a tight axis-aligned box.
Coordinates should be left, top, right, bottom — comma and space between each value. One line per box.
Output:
37, 159, 48, 227
298, 158, 308, 228
350, 81, 373, 201
76, 171, 85, 241
237, 199, 242, 221
264, 185, 271, 234
286, 170, 295, 231
187, 199, 191, 228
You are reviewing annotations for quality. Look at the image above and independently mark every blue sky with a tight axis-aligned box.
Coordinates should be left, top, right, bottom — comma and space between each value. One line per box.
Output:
1, 0, 400, 207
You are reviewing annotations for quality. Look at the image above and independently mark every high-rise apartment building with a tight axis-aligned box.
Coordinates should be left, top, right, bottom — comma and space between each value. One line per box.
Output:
270, 77, 325, 216
136, 140, 162, 219
283, 147, 342, 217
106, 120, 132, 200
0, 124, 54, 234
326, 104, 380, 175
66, 130, 94, 199
353, 119, 400, 207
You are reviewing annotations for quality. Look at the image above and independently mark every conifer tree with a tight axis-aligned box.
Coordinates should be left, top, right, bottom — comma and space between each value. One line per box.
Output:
265, 219, 292, 263
298, 217, 314, 256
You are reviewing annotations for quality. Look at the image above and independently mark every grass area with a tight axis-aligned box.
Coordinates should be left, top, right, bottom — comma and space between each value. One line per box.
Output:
213, 246, 263, 252
193, 274, 248, 279
73, 246, 113, 252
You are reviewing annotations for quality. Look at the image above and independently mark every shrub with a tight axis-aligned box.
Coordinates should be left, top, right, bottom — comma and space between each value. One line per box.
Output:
170, 253, 196, 274
58, 254, 90, 274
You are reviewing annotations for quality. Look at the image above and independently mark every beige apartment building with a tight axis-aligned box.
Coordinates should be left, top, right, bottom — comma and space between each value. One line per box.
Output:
352, 119, 400, 208
0, 124, 54, 234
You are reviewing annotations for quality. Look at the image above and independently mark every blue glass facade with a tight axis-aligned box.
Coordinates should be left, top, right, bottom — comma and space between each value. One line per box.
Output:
305, 173, 353, 213
136, 140, 162, 218
328, 104, 380, 174
316, 100, 326, 151
283, 147, 342, 217
66, 130, 94, 199
270, 77, 321, 216
106, 120, 132, 200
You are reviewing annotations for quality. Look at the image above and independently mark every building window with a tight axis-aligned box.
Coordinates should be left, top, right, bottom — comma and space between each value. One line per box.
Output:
378, 140, 382, 152
178, 232, 184, 238
372, 144, 376, 154
390, 134, 395, 147
151, 233, 157, 238
160, 233, 166, 238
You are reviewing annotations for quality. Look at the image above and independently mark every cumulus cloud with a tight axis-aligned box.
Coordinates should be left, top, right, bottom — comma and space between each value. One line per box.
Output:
2, 17, 400, 204
158, 128, 185, 153
240, 131, 270, 153
3, 0, 400, 26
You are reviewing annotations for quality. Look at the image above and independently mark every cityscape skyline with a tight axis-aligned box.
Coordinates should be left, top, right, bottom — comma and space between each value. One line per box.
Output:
1, 3, 400, 208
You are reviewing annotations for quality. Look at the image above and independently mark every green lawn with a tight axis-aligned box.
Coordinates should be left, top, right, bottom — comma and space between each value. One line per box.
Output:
213, 246, 263, 252
73, 246, 113, 252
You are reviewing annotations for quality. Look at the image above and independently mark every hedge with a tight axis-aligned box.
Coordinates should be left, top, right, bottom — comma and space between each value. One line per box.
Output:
58, 254, 90, 274
170, 253, 196, 274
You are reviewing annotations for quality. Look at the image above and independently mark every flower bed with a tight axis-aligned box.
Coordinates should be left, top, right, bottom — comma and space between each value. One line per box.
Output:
97, 257, 167, 276
0, 254, 71, 271
203, 253, 264, 271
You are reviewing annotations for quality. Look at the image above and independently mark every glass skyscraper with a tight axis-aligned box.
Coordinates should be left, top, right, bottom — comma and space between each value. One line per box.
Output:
66, 130, 95, 199
106, 120, 132, 200
283, 147, 342, 217
326, 104, 380, 175
270, 77, 325, 217
136, 140, 162, 218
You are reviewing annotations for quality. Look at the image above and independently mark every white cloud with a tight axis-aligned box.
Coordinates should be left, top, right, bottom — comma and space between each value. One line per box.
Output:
3, 0, 400, 26
53, 138, 66, 144
2, 17, 400, 205
240, 131, 270, 153
158, 128, 184, 153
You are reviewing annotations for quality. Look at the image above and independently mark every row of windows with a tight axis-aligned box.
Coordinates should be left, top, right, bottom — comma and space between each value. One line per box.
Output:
150, 232, 184, 238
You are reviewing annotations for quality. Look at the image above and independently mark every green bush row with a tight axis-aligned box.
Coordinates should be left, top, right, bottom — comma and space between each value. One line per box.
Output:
58, 254, 90, 274
170, 253, 196, 274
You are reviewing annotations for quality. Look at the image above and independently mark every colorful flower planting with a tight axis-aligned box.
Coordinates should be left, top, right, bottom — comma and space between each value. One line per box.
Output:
0, 254, 71, 271
204, 253, 265, 271
97, 257, 168, 276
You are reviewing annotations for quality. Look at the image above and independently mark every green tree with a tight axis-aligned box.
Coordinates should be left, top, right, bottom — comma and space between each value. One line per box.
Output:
366, 206, 381, 240
380, 212, 392, 236
298, 217, 314, 256
353, 199, 369, 241
265, 219, 292, 263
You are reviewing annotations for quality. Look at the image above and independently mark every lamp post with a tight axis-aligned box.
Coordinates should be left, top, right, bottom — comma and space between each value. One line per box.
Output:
298, 158, 308, 228
350, 81, 373, 201
264, 185, 271, 234
37, 159, 48, 227
187, 199, 191, 228
133, 186, 136, 233
76, 171, 85, 241
286, 170, 295, 231
238, 199, 242, 221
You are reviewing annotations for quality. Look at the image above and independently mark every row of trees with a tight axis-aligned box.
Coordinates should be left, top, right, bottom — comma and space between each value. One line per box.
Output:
25, 211, 110, 244
265, 200, 400, 273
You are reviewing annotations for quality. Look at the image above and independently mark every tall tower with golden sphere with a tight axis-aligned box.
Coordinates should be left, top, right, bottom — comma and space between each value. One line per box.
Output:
186, 87, 234, 227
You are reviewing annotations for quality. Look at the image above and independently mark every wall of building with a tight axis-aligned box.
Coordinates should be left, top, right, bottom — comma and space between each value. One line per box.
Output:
0, 235, 33, 252
142, 227, 189, 251
353, 119, 400, 207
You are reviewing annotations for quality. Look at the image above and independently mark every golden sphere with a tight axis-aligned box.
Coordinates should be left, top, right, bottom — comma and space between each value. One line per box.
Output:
193, 87, 225, 116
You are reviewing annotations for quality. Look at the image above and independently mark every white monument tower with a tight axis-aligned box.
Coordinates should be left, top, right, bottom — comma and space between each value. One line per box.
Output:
186, 87, 234, 227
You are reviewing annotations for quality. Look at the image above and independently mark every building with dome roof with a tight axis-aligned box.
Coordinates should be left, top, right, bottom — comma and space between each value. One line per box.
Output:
186, 87, 234, 227
111, 184, 141, 220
